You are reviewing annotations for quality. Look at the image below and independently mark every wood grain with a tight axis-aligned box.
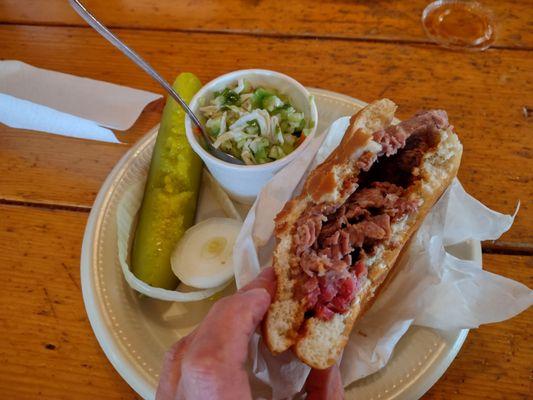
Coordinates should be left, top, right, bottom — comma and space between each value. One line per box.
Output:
1, 2, 530, 398
0, 25, 531, 249
0, 205, 139, 400
425, 254, 532, 400
0, 98, 164, 210
0, 204, 530, 399
0, 0, 531, 49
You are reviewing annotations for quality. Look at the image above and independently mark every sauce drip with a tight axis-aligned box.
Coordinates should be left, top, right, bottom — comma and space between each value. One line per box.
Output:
305, 114, 372, 202
422, 1, 495, 50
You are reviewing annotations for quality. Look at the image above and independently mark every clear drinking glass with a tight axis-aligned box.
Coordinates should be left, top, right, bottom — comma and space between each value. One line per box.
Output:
422, 0, 495, 51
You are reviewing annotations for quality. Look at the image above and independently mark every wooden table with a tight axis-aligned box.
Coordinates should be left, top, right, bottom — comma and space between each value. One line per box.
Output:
0, 1, 531, 399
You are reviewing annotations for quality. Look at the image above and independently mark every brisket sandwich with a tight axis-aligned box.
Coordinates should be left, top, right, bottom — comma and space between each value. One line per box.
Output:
263, 99, 462, 369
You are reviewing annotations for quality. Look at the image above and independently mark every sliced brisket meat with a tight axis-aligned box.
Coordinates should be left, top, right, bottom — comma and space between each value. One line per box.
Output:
362, 113, 445, 188
348, 183, 418, 221
294, 210, 324, 256
373, 110, 448, 157
292, 110, 446, 321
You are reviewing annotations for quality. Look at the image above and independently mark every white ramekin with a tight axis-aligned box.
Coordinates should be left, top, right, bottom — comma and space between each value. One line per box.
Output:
185, 69, 318, 204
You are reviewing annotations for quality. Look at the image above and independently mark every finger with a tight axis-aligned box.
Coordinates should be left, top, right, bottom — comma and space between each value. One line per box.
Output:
180, 288, 271, 399
305, 365, 344, 400
187, 288, 270, 366
240, 266, 276, 298
155, 332, 196, 400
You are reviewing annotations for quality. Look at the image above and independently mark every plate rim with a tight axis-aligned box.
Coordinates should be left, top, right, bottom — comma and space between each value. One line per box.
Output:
81, 125, 159, 400
81, 88, 474, 400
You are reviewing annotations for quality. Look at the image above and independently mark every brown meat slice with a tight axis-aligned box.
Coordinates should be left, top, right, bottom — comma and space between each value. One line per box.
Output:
373, 110, 448, 156
291, 110, 445, 321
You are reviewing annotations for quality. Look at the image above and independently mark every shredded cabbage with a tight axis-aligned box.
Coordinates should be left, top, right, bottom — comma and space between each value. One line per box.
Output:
199, 80, 309, 164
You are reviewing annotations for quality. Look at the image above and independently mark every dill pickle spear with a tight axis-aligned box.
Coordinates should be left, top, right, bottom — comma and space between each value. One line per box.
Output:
131, 73, 203, 289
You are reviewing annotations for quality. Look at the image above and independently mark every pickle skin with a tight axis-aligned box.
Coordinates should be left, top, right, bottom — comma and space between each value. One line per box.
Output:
131, 73, 203, 289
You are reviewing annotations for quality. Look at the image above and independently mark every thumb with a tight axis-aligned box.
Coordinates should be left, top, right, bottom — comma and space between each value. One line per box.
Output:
185, 288, 271, 367
179, 289, 270, 400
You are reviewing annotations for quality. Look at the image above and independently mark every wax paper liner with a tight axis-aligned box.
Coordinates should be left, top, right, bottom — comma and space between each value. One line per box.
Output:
233, 116, 532, 399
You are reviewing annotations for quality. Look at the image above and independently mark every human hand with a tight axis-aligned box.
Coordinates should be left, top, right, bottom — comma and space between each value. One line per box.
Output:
156, 267, 343, 400
304, 366, 344, 400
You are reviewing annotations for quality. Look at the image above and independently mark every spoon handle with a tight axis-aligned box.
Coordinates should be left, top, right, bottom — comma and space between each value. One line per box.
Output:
68, 0, 205, 133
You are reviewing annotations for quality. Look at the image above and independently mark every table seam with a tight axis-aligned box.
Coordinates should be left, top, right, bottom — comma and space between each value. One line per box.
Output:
1, 198, 531, 254
0, 21, 531, 52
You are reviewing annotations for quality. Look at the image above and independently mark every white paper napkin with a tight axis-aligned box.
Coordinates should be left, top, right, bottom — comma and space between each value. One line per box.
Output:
0, 60, 162, 142
234, 116, 532, 399
0, 93, 120, 143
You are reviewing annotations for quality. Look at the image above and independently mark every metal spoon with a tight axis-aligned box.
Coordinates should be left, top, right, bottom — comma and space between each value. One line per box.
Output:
68, 0, 244, 165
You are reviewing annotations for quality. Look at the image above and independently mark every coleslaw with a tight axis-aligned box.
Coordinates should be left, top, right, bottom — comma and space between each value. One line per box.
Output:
199, 79, 311, 165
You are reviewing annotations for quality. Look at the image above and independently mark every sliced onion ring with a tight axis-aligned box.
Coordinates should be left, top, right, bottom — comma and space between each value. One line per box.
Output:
171, 217, 242, 289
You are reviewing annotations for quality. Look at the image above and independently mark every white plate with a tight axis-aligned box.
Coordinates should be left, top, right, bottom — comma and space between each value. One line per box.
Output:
81, 88, 478, 400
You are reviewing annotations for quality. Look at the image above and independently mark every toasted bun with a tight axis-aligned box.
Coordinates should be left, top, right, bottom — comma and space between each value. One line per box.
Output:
263, 100, 462, 369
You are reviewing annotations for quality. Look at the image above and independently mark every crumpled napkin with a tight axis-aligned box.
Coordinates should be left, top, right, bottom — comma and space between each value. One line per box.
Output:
0, 60, 161, 142
234, 116, 532, 399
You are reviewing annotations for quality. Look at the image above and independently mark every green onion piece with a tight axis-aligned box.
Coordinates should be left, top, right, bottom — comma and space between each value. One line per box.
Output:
252, 87, 275, 108
206, 117, 221, 136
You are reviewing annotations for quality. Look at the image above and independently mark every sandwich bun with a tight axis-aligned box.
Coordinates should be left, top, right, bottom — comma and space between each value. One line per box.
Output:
263, 99, 462, 369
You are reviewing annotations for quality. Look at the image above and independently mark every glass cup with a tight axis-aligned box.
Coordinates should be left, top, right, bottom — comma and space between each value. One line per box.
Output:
422, 0, 495, 51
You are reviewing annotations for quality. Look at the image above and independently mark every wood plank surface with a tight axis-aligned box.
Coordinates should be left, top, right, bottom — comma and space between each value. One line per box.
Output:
0, 205, 139, 400
0, 99, 164, 210
424, 254, 533, 400
0, 25, 531, 249
0, 204, 530, 399
1, 2, 531, 399
0, 0, 532, 49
